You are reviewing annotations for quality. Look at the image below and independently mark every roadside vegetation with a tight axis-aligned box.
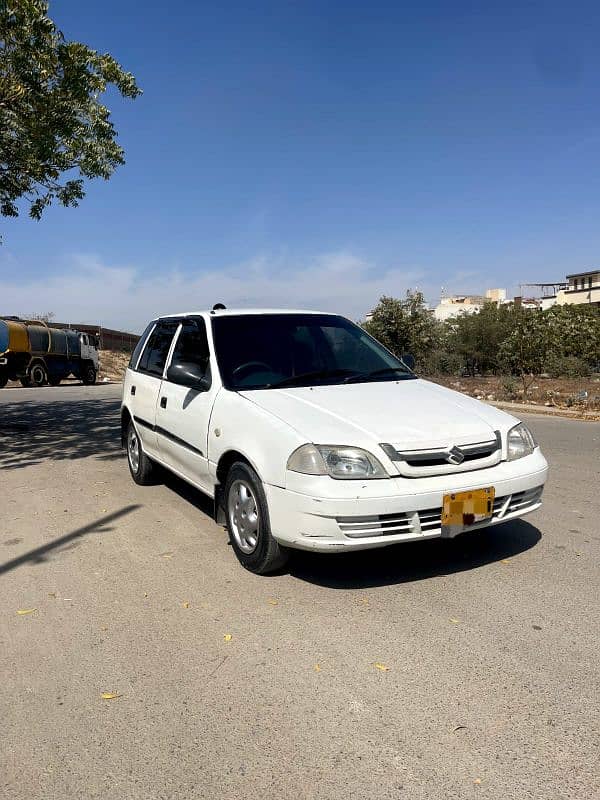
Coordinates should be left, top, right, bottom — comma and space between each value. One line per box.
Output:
363, 292, 600, 410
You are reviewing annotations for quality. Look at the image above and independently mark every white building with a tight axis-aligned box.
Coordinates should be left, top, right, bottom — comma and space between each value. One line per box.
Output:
556, 270, 600, 307
433, 288, 506, 321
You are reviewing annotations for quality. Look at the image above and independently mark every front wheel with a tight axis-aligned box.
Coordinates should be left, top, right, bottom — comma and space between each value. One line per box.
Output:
126, 420, 156, 485
224, 462, 288, 574
0, 370, 8, 389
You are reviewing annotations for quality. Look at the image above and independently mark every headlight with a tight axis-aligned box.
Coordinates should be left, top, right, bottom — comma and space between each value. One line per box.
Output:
287, 444, 387, 479
506, 423, 537, 461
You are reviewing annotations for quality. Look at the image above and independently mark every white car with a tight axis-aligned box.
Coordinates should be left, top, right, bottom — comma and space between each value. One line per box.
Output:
121, 308, 548, 574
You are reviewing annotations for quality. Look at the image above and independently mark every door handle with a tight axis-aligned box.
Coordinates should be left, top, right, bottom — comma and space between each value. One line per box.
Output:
160, 396, 167, 408
131, 385, 136, 395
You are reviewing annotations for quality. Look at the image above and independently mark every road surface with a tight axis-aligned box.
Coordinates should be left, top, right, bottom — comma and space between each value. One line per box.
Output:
1, 384, 599, 799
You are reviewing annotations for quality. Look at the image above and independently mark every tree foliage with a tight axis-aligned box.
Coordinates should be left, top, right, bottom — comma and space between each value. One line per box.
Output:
363, 293, 600, 382
0, 0, 141, 221
498, 309, 550, 393
363, 292, 442, 367
446, 302, 515, 376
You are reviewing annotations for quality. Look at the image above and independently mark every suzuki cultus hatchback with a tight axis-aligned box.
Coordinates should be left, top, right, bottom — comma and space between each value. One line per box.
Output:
122, 308, 548, 573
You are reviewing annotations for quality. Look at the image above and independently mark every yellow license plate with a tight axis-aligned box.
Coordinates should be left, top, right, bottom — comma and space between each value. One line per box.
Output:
441, 487, 495, 538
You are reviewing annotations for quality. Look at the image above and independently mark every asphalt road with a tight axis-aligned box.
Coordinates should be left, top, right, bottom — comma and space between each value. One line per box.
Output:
1, 384, 599, 800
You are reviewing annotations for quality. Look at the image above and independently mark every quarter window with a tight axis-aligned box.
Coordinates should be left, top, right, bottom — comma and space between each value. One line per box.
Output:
138, 321, 179, 377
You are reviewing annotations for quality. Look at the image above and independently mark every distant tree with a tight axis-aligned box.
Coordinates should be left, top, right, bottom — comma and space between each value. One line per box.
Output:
499, 309, 549, 395
363, 291, 442, 368
446, 302, 515, 376
544, 305, 600, 368
26, 311, 55, 322
0, 1, 141, 222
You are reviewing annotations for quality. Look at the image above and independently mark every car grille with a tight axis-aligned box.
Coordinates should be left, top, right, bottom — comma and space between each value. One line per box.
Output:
379, 432, 502, 477
336, 485, 544, 539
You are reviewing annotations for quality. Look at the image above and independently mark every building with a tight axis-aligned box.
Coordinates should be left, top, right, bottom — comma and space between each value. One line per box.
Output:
556, 269, 600, 307
433, 288, 506, 321
484, 288, 506, 303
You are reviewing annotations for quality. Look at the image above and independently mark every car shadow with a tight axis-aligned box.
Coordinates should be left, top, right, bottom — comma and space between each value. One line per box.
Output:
160, 469, 541, 588
162, 471, 216, 518
286, 520, 541, 589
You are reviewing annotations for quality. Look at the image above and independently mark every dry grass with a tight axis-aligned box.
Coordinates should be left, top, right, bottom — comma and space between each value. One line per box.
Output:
428, 374, 600, 412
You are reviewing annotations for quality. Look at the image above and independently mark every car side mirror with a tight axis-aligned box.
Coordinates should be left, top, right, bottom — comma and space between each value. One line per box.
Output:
401, 353, 415, 371
166, 361, 211, 391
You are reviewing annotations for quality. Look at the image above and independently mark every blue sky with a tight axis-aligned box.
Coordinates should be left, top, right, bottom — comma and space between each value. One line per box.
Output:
3, 0, 600, 330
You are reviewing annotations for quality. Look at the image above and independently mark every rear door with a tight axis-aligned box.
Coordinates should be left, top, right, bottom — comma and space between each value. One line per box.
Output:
130, 320, 179, 458
155, 317, 216, 493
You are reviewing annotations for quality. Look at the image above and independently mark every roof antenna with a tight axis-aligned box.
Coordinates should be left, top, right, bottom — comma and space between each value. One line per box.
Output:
212, 303, 226, 312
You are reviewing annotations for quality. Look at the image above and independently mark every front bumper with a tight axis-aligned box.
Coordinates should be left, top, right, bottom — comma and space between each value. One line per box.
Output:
265, 448, 548, 552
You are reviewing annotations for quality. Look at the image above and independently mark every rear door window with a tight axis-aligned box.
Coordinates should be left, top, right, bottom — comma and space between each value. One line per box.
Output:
130, 322, 156, 369
138, 320, 179, 377
169, 318, 211, 380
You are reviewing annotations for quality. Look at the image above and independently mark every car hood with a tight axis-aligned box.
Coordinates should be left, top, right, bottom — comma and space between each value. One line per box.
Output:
241, 378, 517, 449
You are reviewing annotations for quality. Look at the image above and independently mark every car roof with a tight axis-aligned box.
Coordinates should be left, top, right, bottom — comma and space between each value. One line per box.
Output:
156, 308, 338, 320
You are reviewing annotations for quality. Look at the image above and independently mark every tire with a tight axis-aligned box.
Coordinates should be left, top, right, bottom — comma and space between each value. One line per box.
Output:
29, 362, 48, 387
224, 462, 289, 574
81, 364, 97, 385
0, 371, 8, 389
126, 419, 156, 485
20, 375, 31, 387
48, 375, 62, 386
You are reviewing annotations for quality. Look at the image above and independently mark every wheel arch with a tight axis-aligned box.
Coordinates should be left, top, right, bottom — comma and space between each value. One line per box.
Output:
214, 449, 260, 524
121, 406, 132, 447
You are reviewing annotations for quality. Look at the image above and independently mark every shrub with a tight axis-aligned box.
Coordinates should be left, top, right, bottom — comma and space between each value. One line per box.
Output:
546, 355, 590, 378
421, 349, 463, 375
500, 376, 518, 400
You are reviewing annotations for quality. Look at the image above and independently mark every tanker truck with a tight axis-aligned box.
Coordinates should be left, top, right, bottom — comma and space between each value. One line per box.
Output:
0, 317, 99, 388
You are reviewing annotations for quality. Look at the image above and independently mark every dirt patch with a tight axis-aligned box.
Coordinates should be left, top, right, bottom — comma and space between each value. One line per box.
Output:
427, 374, 600, 414
98, 350, 130, 383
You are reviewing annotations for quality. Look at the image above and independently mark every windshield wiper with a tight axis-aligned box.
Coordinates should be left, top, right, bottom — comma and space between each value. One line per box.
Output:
267, 368, 357, 389
344, 366, 413, 384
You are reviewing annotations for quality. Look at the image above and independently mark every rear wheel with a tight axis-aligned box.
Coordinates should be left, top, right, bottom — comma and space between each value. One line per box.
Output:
48, 375, 62, 386
81, 364, 96, 385
29, 362, 48, 387
225, 462, 288, 574
126, 420, 156, 485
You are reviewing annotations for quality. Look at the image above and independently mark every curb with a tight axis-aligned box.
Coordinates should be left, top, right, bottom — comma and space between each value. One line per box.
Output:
486, 400, 600, 421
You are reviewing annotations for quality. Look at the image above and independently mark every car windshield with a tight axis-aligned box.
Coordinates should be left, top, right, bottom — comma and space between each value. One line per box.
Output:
211, 313, 416, 390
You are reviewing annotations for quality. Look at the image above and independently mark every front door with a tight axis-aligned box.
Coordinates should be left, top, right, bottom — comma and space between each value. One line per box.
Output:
155, 318, 216, 494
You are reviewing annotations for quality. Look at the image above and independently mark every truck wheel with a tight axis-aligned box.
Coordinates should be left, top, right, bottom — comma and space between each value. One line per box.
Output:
0, 371, 8, 389
81, 365, 96, 385
29, 362, 48, 387
126, 420, 157, 485
224, 462, 289, 574
48, 376, 62, 386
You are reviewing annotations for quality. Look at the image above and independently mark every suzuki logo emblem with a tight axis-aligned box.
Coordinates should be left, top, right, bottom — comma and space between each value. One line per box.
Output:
447, 446, 465, 465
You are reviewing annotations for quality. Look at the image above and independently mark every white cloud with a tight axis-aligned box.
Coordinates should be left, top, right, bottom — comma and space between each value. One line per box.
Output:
0, 251, 427, 333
